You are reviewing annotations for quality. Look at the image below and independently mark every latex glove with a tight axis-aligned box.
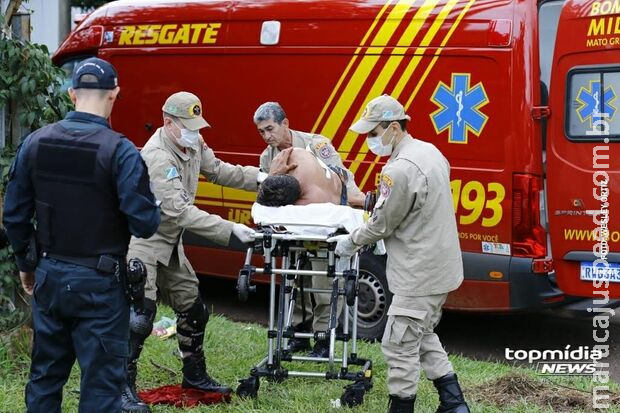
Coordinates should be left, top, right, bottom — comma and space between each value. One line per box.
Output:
232, 223, 254, 243
327, 234, 358, 257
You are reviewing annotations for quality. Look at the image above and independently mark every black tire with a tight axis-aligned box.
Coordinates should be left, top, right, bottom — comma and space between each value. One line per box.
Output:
343, 252, 391, 340
237, 272, 249, 302
236, 376, 259, 398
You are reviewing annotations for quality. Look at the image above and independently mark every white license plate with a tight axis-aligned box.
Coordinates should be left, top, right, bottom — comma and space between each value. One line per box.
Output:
580, 261, 620, 283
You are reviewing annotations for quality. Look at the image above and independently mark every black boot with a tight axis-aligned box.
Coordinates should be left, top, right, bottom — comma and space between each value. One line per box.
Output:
288, 337, 311, 352
287, 321, 311, 352
388, 394, 416, 413
288, 323, 311, 352
122, 301, 155, 413
308, 339, 330, 358
433, 373, 470, 413
121, 360, 151, 412
181, 352, 232, 394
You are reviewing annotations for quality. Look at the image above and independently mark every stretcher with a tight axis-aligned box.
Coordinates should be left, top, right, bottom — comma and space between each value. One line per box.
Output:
235, 203, 374, 407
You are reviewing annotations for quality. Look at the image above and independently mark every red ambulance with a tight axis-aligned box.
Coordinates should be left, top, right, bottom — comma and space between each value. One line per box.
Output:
52, 0, 620, 338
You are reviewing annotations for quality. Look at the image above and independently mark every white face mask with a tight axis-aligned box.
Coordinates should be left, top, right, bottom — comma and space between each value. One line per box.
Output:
172, 121, 200, 148
367, 126, 394, 157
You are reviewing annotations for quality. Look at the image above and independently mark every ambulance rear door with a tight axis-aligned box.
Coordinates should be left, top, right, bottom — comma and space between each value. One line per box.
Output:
547, 0, 620, 298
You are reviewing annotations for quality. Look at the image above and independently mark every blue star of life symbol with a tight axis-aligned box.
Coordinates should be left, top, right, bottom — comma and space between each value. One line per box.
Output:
575, 80, 617, 128
430, 73, 489, 144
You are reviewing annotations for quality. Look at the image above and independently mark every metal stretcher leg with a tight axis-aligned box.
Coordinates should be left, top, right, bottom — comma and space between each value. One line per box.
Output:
235, 231, 373, 406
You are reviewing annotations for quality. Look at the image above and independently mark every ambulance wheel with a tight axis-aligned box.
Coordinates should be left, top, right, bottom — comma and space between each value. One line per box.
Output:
236, 376, 259, 398
344, 252, 391, 340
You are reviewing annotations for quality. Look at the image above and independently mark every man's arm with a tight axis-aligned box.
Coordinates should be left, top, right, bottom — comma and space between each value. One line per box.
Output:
200, 141, 259, 191
3, 137, 37, 272
114, 139, 161, 238
148, 151, 235, 245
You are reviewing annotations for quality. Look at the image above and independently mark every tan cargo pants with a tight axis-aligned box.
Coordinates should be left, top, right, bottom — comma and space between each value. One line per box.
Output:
381, 293, 454, 397
128, 244, 198, 313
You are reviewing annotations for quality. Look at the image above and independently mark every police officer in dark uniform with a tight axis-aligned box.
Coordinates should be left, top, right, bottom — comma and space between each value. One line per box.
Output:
3, 57, 160, 413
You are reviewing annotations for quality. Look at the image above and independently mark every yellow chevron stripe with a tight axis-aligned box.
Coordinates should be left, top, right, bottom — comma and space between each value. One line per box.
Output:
222, 187, 257, 202
358, 154, 382, 190
392, 0, 454, 97
196, 182, 256, 203
404, 0, 475, 109
358, 0, 465, 189
319, 0, 417, 142
342, 0, 442, 177
195, 200, 253, 209
196, 182, 221, 200
311, 1, 394, 133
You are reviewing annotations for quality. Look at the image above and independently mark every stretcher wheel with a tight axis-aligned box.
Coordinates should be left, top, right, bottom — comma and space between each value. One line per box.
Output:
236, 376, 260, 398
237, 271, 255, 302
345, 278, 358, 307
340, 380, 366, 407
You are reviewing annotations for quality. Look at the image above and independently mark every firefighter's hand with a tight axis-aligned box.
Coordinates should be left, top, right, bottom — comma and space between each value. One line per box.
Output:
269, 147, 298, 175
20, 271, 35, 295
327, 234, 359, 257
232, 223, 255, 244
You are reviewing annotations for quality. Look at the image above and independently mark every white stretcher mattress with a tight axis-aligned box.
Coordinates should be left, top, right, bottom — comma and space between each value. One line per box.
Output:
251, 203, 386, 254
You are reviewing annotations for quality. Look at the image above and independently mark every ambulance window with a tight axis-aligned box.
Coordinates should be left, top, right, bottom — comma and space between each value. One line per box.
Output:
538, 1, 562, 93
58, 57, 91, 92
566, 69, 620, 140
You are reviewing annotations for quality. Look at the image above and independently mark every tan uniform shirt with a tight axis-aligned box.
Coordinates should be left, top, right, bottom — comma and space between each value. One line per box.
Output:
130, 127, 259, 265
350, 135, 463, 296
259, 129, 363, 200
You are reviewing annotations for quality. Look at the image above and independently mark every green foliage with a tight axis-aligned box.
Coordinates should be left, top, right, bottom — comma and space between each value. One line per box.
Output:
0, 31, 72, 130
0, 16, 73, 328
1, 312, 618, 412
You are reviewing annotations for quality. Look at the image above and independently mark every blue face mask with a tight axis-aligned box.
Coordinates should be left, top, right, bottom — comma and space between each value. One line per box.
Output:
367, 127, 394, 157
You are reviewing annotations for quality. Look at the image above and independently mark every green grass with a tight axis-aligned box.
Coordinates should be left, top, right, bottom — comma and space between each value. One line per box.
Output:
0, 306, 618, 412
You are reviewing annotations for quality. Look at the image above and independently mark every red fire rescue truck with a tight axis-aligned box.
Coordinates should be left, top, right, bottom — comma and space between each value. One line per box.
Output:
52, 0, 620, 339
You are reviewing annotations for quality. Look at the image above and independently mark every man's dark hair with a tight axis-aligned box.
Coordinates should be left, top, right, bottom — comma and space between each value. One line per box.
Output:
257, 175, 301, 206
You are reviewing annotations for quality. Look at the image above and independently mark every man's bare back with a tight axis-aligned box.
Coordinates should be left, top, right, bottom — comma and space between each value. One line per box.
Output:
271, 148, 343, 205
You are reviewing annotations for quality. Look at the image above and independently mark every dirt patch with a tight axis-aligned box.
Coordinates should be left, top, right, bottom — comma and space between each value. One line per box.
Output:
468, 373, 619, 412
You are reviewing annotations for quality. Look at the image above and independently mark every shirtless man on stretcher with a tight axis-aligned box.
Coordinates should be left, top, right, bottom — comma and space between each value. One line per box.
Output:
257, 147, 365, 207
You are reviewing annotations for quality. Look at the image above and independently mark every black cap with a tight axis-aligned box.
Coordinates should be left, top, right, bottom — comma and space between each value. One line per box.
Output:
72, 57, 118, 90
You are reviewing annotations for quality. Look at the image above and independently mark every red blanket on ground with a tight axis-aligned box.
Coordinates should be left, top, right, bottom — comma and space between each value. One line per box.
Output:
138, 385, 231, 408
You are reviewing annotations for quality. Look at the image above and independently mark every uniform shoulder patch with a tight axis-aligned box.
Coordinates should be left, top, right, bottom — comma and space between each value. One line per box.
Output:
164, 166, 180, 180
379, 173, 393, 198
314, 141, 335, 159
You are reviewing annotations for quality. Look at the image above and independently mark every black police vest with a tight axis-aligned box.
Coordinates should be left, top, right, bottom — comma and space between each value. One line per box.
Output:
26, 122, 130, 258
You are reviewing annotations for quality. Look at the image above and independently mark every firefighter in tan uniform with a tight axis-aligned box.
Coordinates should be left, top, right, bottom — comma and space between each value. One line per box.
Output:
122, 92, 260, 413
331, 95, 470, 413
253, 101, 364, 357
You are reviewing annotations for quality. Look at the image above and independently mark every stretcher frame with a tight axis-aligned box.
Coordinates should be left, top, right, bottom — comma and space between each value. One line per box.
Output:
235, 227, 373, 407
